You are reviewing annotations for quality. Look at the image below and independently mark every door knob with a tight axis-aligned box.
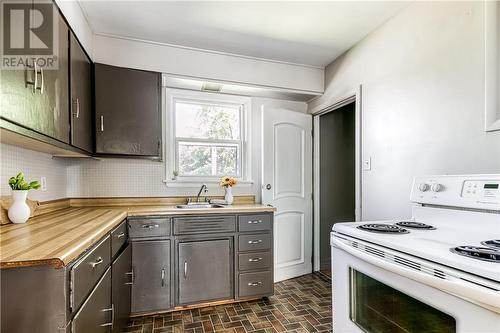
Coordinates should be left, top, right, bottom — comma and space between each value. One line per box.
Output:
266, 184, 272, 190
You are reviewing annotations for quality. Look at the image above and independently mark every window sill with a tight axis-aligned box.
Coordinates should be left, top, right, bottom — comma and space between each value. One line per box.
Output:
162, 179, 254, 188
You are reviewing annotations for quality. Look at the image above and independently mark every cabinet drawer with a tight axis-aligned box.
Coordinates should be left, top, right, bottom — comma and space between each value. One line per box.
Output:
111, 219, 127, 259
174, 216, 236, 235
238, 214, 271, 232
71, 235, 111, 313
72, 268, 112, 333
238, 233, 271, 252
128, 217, 170, 240
238, 252, 271, 271
238, 271, 273, 298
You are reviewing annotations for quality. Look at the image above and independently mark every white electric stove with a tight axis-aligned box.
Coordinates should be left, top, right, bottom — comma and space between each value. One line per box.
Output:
331, 174, 500, 333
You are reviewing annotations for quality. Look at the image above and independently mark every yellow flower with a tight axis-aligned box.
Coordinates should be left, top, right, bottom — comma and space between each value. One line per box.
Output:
219, 176, 237, 188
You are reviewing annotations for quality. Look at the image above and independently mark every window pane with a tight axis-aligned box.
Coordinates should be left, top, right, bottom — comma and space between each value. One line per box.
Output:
178, 144, 212, 176
177, 142, 239, 177
176, 102, 240, 140
216, 146, 238, 176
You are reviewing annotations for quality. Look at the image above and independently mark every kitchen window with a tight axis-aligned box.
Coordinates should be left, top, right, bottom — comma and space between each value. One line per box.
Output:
165, 89, 252, 185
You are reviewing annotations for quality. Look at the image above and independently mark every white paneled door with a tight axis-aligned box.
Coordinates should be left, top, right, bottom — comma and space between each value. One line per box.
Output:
262, 107, 313, 282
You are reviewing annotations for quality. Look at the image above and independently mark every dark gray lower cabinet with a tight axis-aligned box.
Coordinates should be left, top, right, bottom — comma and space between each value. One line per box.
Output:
72, 268, 112, 333
112, 244, 132, 333
178, 239, 232, 305
131, 240, 171, 313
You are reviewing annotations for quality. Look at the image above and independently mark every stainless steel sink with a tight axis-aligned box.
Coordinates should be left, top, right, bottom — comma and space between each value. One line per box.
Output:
175, 204, 226, 209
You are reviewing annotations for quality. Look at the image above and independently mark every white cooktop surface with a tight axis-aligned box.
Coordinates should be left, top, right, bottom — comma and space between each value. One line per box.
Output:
333, 206, 500, 282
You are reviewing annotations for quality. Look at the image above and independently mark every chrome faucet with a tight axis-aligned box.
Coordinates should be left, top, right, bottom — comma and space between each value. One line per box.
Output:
195, 184, 208, 203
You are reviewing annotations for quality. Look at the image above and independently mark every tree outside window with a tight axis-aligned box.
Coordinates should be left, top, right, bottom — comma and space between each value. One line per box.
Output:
175, 100, 242, 178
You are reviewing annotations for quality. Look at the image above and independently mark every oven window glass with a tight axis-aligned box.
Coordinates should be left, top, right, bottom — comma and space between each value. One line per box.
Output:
350, 269, 456, 333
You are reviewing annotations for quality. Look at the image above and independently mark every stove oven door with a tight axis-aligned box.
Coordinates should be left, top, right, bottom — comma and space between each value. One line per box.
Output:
331, 237, 500, 333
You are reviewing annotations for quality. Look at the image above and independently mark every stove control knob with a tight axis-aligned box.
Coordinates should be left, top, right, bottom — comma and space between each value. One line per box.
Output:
418, 183, 429, 192
431, 183, 442, 192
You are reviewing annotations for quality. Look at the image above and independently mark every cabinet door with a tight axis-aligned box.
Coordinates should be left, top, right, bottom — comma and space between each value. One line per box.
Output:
178, 239, 232, 305
1, 3, 70, 144
70, 32, 93, 152
112, 244, 131, 333
94, 63, 161, 156
72, 268, 112, 333
131, 240, 170, 313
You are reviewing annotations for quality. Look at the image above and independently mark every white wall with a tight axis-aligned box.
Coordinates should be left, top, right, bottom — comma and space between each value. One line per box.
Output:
0, 144, 68, 201
93, 34, 323, 94
62, 96, 307, 200
308, 1, 500, 220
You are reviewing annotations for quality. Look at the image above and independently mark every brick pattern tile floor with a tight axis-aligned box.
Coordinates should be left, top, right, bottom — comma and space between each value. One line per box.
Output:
123, 273, 332, 333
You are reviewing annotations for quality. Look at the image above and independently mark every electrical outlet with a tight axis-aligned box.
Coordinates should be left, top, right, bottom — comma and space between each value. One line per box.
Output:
362, 157, 371, 171
40, 177, 47, 191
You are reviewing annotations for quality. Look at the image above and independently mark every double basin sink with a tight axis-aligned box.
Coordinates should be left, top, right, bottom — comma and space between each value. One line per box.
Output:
175, 203, 226, 209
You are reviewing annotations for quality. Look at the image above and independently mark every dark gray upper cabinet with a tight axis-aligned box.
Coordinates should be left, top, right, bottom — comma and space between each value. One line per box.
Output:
112, 244, 132, 333
70, 31, 93, 153
177, 239, 232, 305
94, 63, 162, 157
131, 240, 170, 313
0, 4, 70, 144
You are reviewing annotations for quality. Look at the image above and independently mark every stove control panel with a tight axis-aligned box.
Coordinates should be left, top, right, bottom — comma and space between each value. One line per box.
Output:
461, 180, 499, 199
411, 175, 500, 210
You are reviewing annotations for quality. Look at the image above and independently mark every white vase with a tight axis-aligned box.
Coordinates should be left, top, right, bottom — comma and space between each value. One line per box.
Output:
224, 186, 234, 205
8, 190, 30, 224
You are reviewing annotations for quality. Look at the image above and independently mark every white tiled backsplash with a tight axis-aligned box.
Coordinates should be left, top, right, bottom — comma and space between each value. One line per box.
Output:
1, 143, 255, 200
66, 157, 168, 197
0, 144, 68, 201
66, 157, 253, 197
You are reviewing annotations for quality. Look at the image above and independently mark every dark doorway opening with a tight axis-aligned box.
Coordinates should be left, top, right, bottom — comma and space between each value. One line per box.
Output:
319, 101, 356, 275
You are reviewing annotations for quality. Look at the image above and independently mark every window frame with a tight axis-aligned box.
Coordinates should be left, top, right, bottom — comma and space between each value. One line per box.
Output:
164, 88, 253, 187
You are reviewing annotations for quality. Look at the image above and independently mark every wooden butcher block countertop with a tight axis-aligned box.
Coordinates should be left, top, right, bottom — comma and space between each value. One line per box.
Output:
0, 202, 275, 269
0, 208, 127, 269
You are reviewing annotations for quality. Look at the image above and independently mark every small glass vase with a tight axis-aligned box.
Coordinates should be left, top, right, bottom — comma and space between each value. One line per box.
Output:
8, 190, 30, 224
224, 186, 234, 205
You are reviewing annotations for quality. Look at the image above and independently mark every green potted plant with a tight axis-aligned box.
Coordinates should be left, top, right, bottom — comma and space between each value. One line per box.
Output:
7, 172, 40, 224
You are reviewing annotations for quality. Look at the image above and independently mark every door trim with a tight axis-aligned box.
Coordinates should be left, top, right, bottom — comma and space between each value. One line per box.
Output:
312, 85, 362, 272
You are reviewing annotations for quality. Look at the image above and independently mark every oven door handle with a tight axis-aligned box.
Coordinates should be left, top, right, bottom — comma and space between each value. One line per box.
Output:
332, 238, 500, 313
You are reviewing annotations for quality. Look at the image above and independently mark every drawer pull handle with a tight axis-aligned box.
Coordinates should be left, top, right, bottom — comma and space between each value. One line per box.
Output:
90, 257, 103, 268
100, 304, 114, 329
248, 257, 263, 262
248, 282, 263, 287
161, 268, 166, 287
248, 240, 263, 244
248, 220, 263, 224
142, 224, 159, 229
125, 268, 134, 285
184, 261, 188, 278
116, 231, 126, 238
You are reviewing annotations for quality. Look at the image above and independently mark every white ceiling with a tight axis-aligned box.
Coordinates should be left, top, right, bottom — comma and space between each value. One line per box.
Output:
79, 1, 409, 67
